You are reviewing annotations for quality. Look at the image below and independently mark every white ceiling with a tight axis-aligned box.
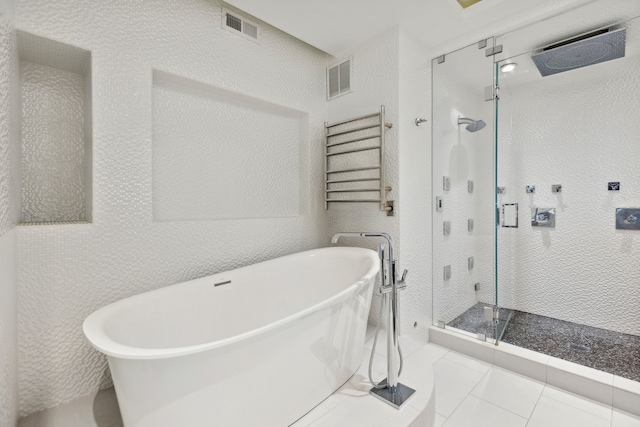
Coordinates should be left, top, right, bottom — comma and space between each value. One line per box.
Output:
223, 0, 592, 57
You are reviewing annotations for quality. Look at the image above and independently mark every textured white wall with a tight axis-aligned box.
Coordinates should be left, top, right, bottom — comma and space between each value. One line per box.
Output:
20, 61, 87, 223
431, 44, 496, 326
15, 0, 328, 416
326, 28, 435, 342
326, 28, 400, 329
0, 0, 20, 425
0, 230, 18, 427
397, 30, 432, 340
152, 71, 308, 221
16, 32, 93, 223
0, 1, 19, 234
497, 50, 640, 335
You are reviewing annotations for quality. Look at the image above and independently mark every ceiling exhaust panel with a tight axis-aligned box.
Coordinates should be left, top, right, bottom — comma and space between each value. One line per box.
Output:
532, 28, 626, 77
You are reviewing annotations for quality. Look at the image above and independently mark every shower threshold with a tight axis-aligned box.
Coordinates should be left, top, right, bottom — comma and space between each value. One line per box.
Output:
446, 302, 640, 382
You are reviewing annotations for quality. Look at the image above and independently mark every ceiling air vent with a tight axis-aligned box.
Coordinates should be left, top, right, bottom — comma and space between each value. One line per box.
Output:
327, 58, 352, 100
222, 8, 260, 43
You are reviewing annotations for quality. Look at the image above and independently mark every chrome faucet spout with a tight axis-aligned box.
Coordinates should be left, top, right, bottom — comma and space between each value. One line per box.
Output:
330, 232, 364, 244
331, 232, 393, 261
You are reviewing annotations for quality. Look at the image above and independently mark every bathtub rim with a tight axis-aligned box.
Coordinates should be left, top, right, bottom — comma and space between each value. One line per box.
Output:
83, 246, 379, 360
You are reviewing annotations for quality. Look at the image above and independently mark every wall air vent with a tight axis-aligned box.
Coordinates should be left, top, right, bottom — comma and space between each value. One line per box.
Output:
327, 58, 352, 100
222, 8, 260, 43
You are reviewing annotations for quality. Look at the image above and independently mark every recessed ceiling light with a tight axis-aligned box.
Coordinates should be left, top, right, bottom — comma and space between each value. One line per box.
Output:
456, 0, 483, 9
500, 63, 517, 72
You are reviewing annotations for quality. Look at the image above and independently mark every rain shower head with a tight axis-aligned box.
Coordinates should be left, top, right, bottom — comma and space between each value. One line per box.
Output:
458, 117, 486, 132
532, 27, 626, 77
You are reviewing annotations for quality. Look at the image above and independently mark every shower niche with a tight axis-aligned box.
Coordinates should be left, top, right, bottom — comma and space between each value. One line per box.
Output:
18, 31, 92, 224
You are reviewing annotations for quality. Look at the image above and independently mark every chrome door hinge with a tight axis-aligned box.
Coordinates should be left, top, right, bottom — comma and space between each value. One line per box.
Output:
483, 305, 500, 324
485, 85, 500, 101
485, 44, 503, 57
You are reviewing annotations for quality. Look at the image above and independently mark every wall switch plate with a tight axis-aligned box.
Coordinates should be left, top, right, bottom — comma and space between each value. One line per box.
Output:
443, 221, 451, 236
608, 182, 620, 191
468, 180, 474, 193
468, 256, 474, 270
443, 176, 451, 191
468, 218, 474, 232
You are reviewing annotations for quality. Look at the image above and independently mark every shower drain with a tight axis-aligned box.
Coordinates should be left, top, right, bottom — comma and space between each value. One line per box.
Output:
568, 342, 591, 353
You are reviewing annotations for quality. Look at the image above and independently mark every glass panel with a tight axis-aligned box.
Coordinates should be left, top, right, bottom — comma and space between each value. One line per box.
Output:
494, 2, 640, 381
431, 39, 497, 342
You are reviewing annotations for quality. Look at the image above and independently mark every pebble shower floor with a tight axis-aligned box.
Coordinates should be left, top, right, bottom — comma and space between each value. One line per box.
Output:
448, 301, 640, 382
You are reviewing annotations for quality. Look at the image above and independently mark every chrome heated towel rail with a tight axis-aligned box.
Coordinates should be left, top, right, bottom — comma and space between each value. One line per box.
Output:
324, 105, 393, 215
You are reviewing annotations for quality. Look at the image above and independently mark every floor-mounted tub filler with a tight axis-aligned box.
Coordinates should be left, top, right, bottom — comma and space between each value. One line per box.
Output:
83, 247, 379, 427
332, 232, 416, 409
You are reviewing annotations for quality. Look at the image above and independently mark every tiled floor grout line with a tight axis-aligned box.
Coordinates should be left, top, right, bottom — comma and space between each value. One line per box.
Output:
471, 392, 529, 423
544, 383, 615, 419
438, 351, 493, 424
470, 373, 535, 422
440, 347, 600, 427
610, 406, 615, 427
523, 383, 546, 427
434, 349, 452, 423
434, 349, 476, 426
430, 342, 640, 427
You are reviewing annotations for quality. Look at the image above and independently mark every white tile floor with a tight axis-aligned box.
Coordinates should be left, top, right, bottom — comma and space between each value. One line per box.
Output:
18, 329, 640, 427
422, 338, 640, 427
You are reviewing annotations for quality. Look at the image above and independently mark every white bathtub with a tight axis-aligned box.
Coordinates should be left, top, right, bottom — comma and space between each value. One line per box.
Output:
83, 247, 379, 427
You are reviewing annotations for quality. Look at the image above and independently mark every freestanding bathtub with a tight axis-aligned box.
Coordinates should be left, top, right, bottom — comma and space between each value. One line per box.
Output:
83, 247, 379, 427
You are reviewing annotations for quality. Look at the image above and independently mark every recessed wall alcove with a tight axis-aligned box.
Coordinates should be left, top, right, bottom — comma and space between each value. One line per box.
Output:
18, 31, 92, 225
152, 70, 309, 222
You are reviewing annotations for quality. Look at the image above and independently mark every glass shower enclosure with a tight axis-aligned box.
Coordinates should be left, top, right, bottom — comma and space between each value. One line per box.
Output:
431, 37, 498, 342
432, 0, 640, 382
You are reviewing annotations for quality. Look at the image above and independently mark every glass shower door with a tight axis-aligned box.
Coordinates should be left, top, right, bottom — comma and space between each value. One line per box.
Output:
431, 38, 499, 342
492, 1, 640, 380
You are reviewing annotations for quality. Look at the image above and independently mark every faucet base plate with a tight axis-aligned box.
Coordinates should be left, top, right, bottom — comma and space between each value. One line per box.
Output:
369, 380, 416, 409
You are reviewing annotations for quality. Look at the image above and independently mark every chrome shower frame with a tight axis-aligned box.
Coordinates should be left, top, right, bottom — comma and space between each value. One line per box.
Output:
331, 232, 416, 409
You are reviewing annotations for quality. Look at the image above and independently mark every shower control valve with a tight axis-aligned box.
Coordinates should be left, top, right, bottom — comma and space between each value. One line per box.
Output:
378, 269, 408, 294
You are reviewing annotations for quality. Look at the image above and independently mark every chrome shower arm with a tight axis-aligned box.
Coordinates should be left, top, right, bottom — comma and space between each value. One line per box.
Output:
457, 117, 475, 125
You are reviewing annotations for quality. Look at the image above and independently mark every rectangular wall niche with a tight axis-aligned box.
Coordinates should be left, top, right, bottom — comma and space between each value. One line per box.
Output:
18, 31, 92, 224
152, 70, 309, 221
